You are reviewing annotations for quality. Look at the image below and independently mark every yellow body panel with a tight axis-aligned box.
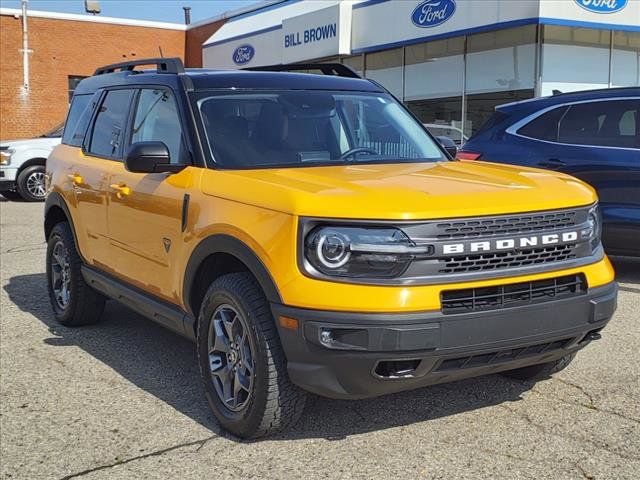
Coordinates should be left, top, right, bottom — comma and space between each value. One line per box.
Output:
48, 145, 614, 314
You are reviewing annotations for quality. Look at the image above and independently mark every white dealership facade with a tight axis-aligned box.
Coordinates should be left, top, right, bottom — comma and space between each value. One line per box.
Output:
203, 0, 639, 139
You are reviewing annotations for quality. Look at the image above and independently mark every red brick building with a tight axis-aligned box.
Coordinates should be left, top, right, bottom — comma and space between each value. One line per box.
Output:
0, 8, 225, 139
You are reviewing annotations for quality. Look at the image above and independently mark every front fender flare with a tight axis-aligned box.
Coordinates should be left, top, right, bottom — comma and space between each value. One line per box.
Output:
183, 234, 282, 318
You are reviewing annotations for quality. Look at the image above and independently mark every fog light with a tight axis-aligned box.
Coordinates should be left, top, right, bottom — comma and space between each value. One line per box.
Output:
320, 329, 333, 346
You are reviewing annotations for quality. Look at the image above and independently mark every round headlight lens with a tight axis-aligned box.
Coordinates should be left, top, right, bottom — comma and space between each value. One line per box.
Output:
316, 231, 351, 268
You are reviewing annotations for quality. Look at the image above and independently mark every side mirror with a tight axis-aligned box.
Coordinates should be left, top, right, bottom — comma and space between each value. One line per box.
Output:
435, 136, 458, 159
125, 141, 185, 174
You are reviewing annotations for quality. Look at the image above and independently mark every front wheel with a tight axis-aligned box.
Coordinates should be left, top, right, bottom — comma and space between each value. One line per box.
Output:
17, 165, 47, 201
501, 353, 576, 381
197, 272, 306, 438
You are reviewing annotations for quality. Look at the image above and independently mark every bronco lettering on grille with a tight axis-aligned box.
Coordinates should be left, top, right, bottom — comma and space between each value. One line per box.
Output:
442, 231, 579, 255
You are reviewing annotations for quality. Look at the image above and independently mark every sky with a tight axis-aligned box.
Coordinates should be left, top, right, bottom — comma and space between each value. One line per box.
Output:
0, 0, 263, 24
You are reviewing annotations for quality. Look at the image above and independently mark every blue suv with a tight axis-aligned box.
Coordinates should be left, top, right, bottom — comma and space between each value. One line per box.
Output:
460, 88, 640, 256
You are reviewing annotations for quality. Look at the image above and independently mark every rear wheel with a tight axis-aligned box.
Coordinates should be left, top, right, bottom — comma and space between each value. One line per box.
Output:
197, 272, 306, 438
17, 165, 47, 202
501, 353, 576, 381
46, 222, 106, 326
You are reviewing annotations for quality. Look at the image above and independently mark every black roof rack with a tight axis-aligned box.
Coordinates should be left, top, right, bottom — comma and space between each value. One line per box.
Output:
94, 57, 185, 76
245, 63, 361, 79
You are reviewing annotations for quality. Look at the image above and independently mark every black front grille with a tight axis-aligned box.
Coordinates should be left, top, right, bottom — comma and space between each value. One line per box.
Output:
434, 210, 578, 240
438, 244, 578, 274
435, 338, 573, 372
440, 274, 587, 314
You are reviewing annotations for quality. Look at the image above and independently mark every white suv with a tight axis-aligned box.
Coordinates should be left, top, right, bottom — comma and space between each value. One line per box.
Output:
1, 124, 63, 202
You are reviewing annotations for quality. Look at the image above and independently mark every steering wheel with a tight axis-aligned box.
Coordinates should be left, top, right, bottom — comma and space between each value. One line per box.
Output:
339, 147, 379, 160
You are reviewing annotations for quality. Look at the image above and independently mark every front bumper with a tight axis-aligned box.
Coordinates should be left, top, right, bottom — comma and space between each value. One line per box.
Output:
0, 167, 18, 191
272, 281, 617, 399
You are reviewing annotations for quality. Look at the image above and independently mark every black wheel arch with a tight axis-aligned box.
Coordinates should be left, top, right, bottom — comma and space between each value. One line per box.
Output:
17, 157, 47, 177
44, 192, 84, 260
183, 234, 282, 320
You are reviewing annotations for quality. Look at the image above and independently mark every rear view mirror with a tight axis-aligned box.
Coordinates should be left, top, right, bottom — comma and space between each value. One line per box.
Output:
435, 136, 458, 159
125, 141, 185, 174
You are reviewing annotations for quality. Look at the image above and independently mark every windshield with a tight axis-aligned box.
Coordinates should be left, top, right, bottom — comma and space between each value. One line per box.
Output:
196, 90, 447, 169
41, 122, 64, 138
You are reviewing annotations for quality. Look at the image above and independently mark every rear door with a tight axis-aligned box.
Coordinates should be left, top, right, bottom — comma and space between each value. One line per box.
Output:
72, 89, 134, 269
553, 99, 640, 253
515, 98, 640, 254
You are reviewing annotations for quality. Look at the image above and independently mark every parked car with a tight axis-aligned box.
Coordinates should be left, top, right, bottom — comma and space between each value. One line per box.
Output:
0, 123, 63, 201
45, 58, 616, 438
424, 123, 468, 146
459, 88, 640, 256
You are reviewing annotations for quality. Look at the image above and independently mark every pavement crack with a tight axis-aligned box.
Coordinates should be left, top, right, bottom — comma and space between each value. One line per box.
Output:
4, 243, 45, 254
59, 435, 217, 479
575, 462, 596, 480
554, 378, 596, 408
499, 404, 639, 462
529, 387, 640, 425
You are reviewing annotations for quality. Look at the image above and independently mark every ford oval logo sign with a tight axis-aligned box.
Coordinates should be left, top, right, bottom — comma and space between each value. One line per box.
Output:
411, 0, 456, 28
232, 44, 255, 65
574, 0, 627, 13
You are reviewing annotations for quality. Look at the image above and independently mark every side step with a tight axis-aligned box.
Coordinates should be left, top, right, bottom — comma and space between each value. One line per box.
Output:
81, 265, 196, 341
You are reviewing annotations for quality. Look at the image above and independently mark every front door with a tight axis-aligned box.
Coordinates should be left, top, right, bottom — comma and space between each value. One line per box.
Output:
107, 87, 196, 303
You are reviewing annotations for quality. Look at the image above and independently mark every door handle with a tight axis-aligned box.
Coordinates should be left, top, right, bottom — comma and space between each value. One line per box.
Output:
110, 183, 131, 197
67, 173, 84, 185
538, 158, 567, 169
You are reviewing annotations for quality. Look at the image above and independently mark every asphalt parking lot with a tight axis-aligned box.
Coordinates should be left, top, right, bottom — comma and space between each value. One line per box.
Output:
1, 198, 639, 480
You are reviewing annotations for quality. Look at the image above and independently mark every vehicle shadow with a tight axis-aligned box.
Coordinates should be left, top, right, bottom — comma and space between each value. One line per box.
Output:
5, 273, 544, 442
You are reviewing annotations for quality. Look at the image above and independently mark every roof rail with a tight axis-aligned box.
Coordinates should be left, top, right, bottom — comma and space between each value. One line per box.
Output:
94, 57, 185, 76
245, 63, 361, 79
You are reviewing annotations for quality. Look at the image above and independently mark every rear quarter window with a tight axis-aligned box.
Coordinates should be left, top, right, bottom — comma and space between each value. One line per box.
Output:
516, 106, 569, 142
61, 94, 94, 147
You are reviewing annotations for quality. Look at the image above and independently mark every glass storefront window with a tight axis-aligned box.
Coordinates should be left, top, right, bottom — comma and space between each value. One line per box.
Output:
404, 38, 465, 143
342, 55, 364, 76
612, 31, 640, 87
464, 26, 536, 136
466, 25, 536, 94
541, 25, 611, 96
365, 48, 403, 98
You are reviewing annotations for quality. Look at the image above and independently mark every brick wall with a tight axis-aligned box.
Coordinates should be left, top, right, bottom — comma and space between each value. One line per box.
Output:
0, 15, 188, 140
185, 19, 225, 68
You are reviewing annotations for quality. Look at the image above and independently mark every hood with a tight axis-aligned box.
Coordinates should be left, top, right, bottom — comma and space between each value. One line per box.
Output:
201, 161, 597, 220
1, 137, 61, 149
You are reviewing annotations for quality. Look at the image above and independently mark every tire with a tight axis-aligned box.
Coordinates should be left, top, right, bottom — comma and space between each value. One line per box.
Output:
0, 190, 23, 201
197, 272, 306, 438
16, 164, 47, 202
46, 222, 106, 326
501, 352, 576, 381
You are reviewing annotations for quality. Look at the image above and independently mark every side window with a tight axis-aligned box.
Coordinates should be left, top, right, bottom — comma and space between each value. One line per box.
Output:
62, 94, 93, 147
558, 100, 639, 148
517, 106, 568, 142
88, 89, 134, 158
131, 89, 185, 164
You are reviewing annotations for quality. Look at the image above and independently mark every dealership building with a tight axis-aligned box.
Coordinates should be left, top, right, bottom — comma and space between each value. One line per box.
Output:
203, 0, 640, 140
1, 0, 638, 141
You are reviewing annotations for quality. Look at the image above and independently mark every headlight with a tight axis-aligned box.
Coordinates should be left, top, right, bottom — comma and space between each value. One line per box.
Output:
0, 148, 13, 166
582, 204, 602, 250
304, 226, 432, 279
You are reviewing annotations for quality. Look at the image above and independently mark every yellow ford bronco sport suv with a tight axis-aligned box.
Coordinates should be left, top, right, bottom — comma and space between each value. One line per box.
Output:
45, 58, 617, 438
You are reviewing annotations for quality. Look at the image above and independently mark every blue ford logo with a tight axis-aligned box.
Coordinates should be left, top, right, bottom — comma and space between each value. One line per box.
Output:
232, 44, 255, 65
574, 0, 627, 13
411, 0, 456, 28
